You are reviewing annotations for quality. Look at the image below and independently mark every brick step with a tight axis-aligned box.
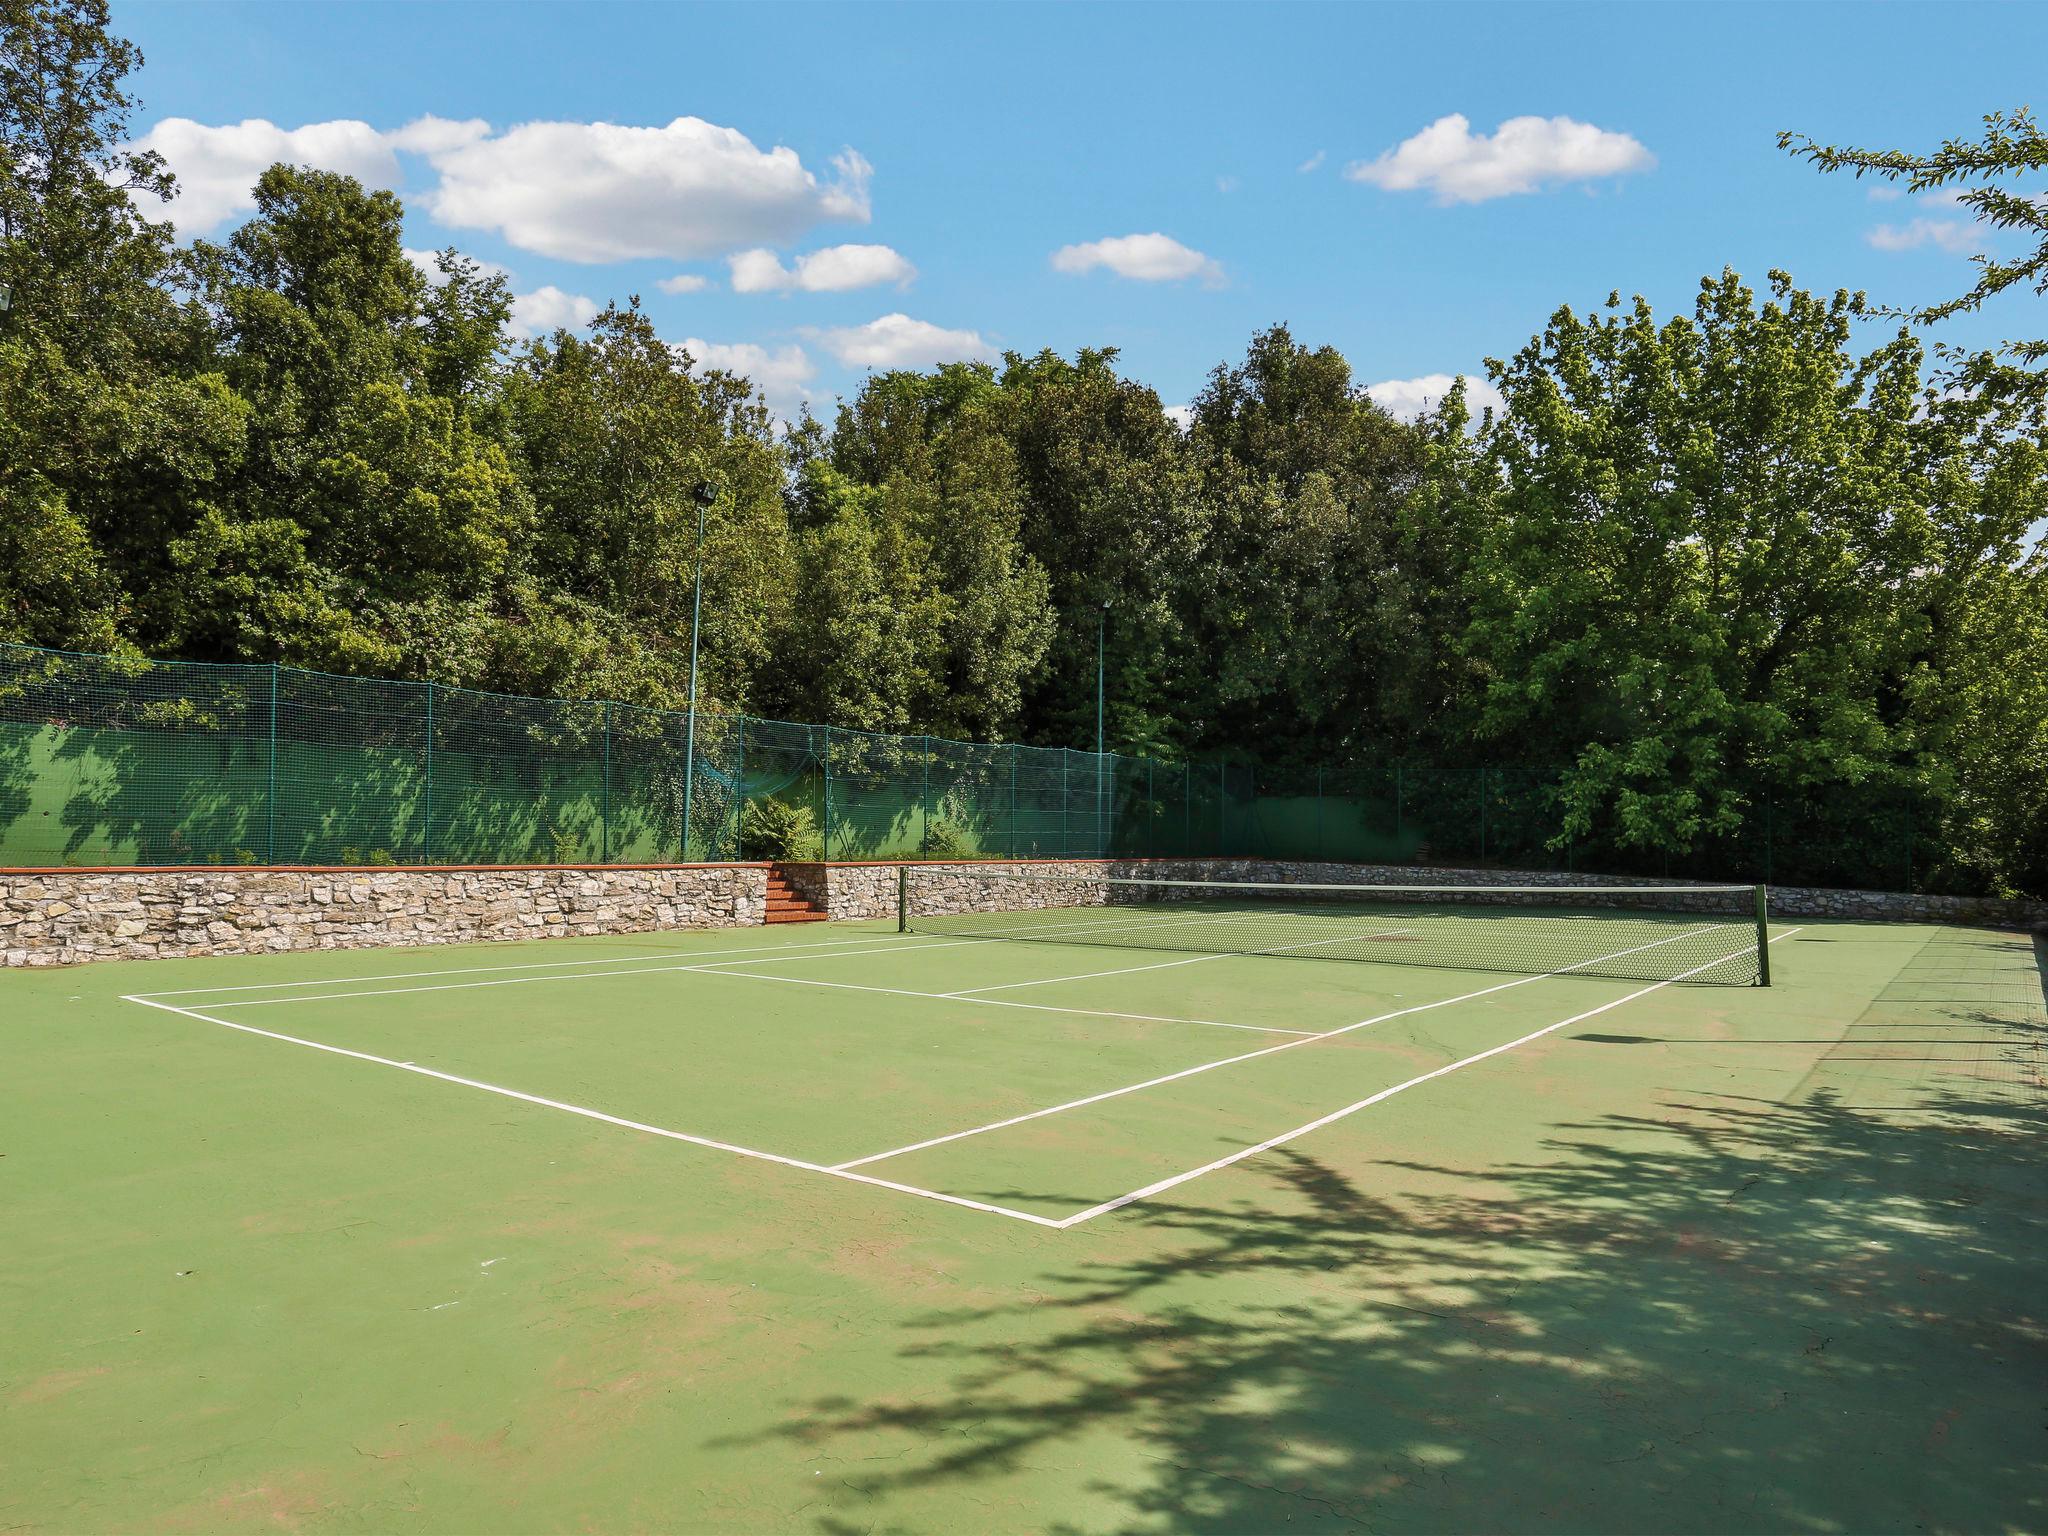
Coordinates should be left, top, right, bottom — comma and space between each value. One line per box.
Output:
763, 862, 827, 925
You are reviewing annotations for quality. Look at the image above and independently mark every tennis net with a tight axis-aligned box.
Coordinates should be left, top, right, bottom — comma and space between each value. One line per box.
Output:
899, 869, 1772, 986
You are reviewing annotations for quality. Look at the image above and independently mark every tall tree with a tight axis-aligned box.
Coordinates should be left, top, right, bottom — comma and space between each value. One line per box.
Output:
1781, 108, 2048, 416
1469, 269, 2047, 885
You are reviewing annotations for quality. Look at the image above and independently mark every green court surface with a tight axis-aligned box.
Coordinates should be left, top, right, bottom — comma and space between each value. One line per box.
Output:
2, 916, 2043, 1532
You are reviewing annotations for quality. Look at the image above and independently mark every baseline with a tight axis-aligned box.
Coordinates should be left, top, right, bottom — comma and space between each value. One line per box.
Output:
121, 994, 1065, 1228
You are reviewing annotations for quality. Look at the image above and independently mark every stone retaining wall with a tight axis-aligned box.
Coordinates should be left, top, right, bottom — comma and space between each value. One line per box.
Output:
815, 858, 2048, 931
0, 866, 768, 968
3, 858, 2040, 969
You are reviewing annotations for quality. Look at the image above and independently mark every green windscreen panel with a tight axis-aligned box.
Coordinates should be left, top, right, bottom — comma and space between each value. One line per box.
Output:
0, 640, 1953, 888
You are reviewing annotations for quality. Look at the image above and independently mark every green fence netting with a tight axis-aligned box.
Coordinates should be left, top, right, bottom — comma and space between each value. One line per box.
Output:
0, 641, 1957, 890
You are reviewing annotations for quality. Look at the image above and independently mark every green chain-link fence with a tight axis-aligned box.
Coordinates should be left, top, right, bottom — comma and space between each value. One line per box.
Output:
0, 641, 1953, 890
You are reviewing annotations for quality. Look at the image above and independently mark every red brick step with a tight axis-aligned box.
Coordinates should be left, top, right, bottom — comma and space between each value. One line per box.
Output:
763, 864, 829, 924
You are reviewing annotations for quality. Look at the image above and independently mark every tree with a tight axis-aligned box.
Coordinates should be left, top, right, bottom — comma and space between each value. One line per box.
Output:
1467, 269, 2047, 887
998, 347, 1203, 756
1781, 108, 2048, 415
503, 302, 792, 707
0, 0, 232, 650
821, 366, 1054, 739
1184, 326, 1432, 763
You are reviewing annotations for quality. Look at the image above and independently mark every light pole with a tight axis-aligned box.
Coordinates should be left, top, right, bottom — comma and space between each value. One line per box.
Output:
680, 479, 717, 859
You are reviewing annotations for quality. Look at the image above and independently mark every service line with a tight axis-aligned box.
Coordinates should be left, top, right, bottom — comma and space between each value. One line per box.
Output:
830, 922, 1739, 1172
1053, 927, 1806, 1227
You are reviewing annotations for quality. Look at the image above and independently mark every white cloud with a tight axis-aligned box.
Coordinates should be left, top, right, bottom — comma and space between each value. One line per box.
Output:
1345, 113, 1653, 204
420, 119, 872, 262
1867, 218, 1979, 254
811, 313, 992, 369
658, 273, 712, 294
130, 112, 874, 261
728, 243, 916, 293
680, 337, 817, 418
1365, 373, 1506, 422
1216, 175, 1240, 194
126, 116, 412, 233
1050, 232, 1223, 286
508, 285, 599, 338
1297, 150, 1327, 174
1163, 404, 1196, 432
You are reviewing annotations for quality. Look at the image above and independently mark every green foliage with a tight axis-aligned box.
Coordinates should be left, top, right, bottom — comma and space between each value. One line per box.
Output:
921, 816, 977, 860
1781, 107, 2048, 413
740, 798, 821, 862
2, 0, 2045, 895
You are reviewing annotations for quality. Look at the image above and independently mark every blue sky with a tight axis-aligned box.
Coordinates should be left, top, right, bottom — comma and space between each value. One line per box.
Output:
116, 0, 2044, 429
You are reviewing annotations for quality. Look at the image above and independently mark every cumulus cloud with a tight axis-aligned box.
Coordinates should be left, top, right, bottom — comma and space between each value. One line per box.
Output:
1050, 232, 1223, 285
680, 337, 817, 418
1297, 150, 1327, 174
1365, 373, 1506, 422
658, 274, 712, 294
509, 286, 600, 338
1163, 404, 1196, 432
1866, 218, 1979, 254
128, 112, 872, 261
420, 120, 872, 262
728, 243, 916, 293
810, 313, 992, 369
127, 116, 414, 232
1346, 114, 1653, 204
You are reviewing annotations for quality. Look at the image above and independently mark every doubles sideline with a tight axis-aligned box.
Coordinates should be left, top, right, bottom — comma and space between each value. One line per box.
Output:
118, 921, 1792, 1230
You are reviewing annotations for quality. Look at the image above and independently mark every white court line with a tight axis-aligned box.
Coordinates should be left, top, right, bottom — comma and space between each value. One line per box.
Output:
829, 922, 1738, 1172
936, 929, 1416, 997
181, 940, 1310, 1037
131, 928, 918, 999
1053, 928, 1806, 1228
122, 995, 1066, 1229
195, 938, 1004, 1009
687, 965, 1319, 1036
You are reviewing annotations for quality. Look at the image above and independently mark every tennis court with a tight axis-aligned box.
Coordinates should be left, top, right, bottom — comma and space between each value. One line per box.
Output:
4, 873, 2044, 1532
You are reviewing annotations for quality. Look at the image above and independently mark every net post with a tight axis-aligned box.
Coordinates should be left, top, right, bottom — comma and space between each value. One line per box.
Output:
1754, 884, 1771, 986
897, 863, 909, 933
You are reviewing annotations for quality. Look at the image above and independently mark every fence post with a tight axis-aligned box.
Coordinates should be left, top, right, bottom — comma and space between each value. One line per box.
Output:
1764, 794, 1773, 884
821, 727, 834, 862
1184, 761, 1192, 858
1395, 762, 1404, 843
919, 735, 931, 857
422, 679, 435, 865
266, 662, 279, 865
1147, 758, 1156, 860
1062, 751, 1070, 857
600, 700, 612, 864
1010, 747, 1019, 860
733, 715, 746, 861
1479, 767, 1489, 863
1315, 766, 1324, 862
1905, 801, 1914, 894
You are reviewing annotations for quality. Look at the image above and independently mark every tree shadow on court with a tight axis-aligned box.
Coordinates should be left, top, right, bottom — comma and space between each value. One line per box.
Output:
732, 1071, 2048, 1534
